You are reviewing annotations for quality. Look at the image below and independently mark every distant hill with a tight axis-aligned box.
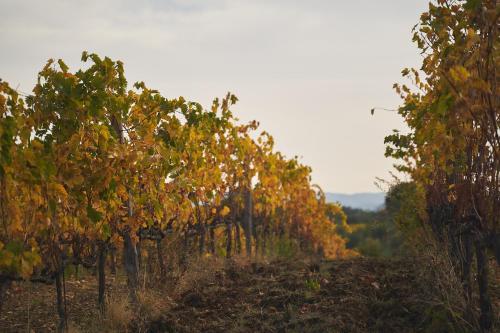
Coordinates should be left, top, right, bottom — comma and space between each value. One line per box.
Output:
325, 192, 385, 211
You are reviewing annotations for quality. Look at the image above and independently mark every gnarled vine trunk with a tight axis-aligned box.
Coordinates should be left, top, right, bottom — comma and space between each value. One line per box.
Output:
123, 231, 139, 302
234, 222, 241, 254
97, 242, 106, 313
226, 222, 233, 258
209, 225, 216, 254
156, 239, 166, 278
243, 188, 253, 257
198, 222, 206, 255
54, 265, 66, 333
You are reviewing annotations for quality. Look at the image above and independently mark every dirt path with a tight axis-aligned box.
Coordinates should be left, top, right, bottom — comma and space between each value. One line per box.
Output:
0, 257, 469, 332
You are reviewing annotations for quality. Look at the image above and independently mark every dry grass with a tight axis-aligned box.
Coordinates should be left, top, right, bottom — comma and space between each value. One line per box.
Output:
92, 294, 133, 333
67, 324, 83, 333
82, 288, 174, 332
173, 255, 225, 297
138, 290, 172, 318
414, 240, 485, 332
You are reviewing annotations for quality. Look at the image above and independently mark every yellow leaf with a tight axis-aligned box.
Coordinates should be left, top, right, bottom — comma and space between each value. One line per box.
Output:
51, 183, 68, 198
450, 66, 470, 82
100, 126, 110, 141
0, 250, 13, 268
220, 206, 230, 217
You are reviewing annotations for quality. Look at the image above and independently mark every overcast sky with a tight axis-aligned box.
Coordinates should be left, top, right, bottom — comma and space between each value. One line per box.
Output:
0, 0, 428, 193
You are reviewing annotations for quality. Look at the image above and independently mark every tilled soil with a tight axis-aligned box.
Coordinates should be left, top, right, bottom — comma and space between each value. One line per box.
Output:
2, 257, 496, 332
147, 258, 429, 333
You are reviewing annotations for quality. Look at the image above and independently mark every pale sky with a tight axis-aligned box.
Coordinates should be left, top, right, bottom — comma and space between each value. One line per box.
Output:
0, 0, 428, 193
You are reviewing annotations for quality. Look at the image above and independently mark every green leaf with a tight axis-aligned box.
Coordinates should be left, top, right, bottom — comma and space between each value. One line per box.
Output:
81, 51, 89, 61
57, 59, 69, 73
87, 206, 103, 223
464, 0, 481, 10
102, 224, 111, 238
5, 240, 23, 256
48, 199, 57, 216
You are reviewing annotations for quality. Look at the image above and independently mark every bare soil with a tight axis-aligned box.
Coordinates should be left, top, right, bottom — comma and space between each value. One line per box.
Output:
1, 257, 498, 332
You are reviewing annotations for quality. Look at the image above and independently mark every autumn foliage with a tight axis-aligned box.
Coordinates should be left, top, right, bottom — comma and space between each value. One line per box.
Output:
385, 0, 498, 330
0, 52, 351, 329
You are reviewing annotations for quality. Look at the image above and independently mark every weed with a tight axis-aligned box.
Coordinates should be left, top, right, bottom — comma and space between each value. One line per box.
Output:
98, 294, 133, 332
304, 278, 321, 292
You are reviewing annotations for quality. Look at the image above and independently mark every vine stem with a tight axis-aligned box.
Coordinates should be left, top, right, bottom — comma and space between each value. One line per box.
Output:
63, 268, 68, 331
